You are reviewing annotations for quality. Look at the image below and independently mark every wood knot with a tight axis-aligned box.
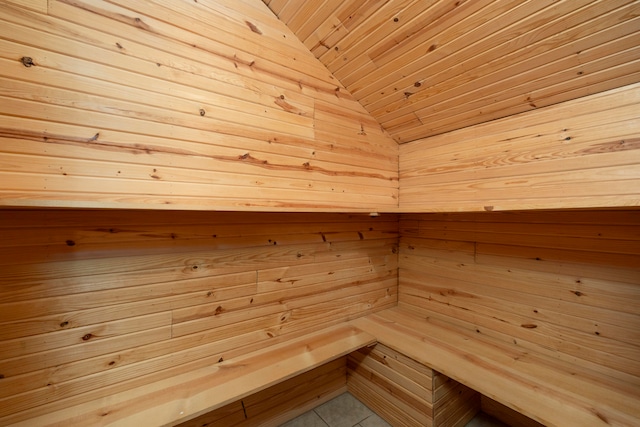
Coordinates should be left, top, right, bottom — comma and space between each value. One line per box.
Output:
245, 21, 262, 34
199, 109, 206, 116
59, 321, 69, 328
521, 324, 537, 329
82, 333, 93, 341
66, 240, 76, 247
21, 56, 34, 67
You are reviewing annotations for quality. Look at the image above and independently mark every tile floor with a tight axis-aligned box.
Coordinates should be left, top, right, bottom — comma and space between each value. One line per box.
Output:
280, 392, 508, 427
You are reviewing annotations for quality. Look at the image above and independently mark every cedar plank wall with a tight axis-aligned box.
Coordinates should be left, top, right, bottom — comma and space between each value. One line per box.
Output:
399, 210, 640, 398
0, 0, 398, 212
400, 83, 640, 212
0, 209, 398, 425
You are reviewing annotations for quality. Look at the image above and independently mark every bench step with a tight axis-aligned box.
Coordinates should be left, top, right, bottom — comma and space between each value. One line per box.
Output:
9, 324, 375, 427
351, 308, 640, 427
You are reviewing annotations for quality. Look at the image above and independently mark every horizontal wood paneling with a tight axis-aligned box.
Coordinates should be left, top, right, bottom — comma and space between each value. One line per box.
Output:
177, 357, 347, 427
398, 210, 640, 389
400, 83, 640, 212
0, 0, 398, 211
0, 209, 398, 425
347, 343, 479, 426
266, 0, 640, 142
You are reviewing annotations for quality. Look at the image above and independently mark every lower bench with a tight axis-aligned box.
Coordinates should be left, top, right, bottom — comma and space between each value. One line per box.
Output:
351, 307, 640, 427
8, 324, 375, 427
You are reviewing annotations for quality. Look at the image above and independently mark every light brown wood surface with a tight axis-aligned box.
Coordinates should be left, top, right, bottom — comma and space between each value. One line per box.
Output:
0, 0, 398, 212
0, 209, 396, 425
8, 325, 373, 427
400, 83, 640, 211
177, 357, 347, 427
347, 343, 479, 426
353, 308, 640, 427
266, 0, 640, 142
386, 209, 640, 426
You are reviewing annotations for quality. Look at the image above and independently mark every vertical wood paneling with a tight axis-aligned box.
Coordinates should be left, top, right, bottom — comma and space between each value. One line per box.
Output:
0, 209, 398, 425
400, 83, 640, 212
0, 0, 398, 211
398, 210, 640, 386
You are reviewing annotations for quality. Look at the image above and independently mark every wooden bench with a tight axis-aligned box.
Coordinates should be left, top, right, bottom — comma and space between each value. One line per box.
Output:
9, 324, 375, 427
351, 307, 640, 427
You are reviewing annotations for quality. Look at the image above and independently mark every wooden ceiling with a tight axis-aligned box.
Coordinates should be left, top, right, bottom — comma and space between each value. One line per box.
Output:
264, 0, 640, 143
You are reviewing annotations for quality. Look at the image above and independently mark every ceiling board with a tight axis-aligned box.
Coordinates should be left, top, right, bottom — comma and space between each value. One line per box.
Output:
264, 0, 640, 143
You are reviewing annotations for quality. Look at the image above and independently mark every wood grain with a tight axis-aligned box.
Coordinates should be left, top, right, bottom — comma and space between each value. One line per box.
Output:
0, 0, 398, 211
391, 209, 640, 426
266, 0, 640, 142
347, 343, 479, 426
400, 83, 640, 211
0, 209, 396, 425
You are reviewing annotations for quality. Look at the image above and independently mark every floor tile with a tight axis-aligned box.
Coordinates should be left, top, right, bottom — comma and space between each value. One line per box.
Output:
359, 413, 392, 427
464, 412, 510, 427
280, 410, 329, 427
313, 392, 374, 427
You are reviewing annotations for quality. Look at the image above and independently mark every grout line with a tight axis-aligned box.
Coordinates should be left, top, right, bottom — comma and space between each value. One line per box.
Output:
312, 409, 330, 427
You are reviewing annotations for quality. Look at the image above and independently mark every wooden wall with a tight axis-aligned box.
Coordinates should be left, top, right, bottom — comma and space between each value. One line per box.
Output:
399, 209, 640, 393
400, 83, 640, 211
0, 209, 398, 425
0, 0, 398, 212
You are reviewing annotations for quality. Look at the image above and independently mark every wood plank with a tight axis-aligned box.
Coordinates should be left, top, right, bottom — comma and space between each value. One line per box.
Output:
347, 368, 429, 427
0, 312, 170, 359
0, 0, 398, 212
240, 358, 346, 427
349, 347, 433, 399
4, 0, 46, 13
173, 401, 245, 427
4, 324, 375, 427
481, 396, 544, 427
370, 1, 639, 118
352, 309, 640, 427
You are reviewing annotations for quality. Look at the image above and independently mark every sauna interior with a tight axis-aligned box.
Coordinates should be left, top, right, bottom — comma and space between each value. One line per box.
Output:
1, 0, 639, 426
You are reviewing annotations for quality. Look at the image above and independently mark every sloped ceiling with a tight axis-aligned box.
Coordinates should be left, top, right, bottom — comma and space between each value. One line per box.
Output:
264, 0, 640, 143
